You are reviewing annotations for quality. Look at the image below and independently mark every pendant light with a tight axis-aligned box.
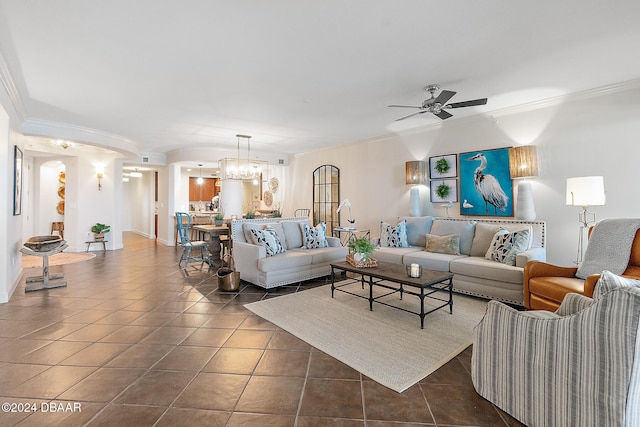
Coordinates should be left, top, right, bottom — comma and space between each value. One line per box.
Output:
197, 164, 204, 185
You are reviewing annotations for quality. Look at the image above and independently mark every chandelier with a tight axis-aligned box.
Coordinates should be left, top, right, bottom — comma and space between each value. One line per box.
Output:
221, 134, 267, 181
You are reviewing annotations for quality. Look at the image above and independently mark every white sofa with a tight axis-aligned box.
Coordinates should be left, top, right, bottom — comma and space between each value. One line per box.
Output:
231, 217, 348, 289
373, 217, 546, 305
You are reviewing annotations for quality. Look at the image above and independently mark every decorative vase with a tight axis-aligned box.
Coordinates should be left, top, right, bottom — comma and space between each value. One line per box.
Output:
94, 232, 105, 241
214, 219, 224, 226
353, 252, 365, 263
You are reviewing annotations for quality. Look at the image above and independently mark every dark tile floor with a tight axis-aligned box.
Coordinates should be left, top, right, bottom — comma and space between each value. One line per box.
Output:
1, 233, 523, 426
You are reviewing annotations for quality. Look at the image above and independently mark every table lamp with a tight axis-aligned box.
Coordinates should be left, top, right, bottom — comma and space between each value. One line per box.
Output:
406, 161, 427, 217
566, 175, 606, 264
509, 145, 539, 221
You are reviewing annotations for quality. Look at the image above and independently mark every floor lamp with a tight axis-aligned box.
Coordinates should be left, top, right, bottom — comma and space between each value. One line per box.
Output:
509, 146, 539, 221
566, 176, 606, 264
406, 161, 427, 217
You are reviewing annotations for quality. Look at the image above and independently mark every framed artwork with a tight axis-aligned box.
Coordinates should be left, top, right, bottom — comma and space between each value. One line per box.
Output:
459, 147, 513, 217
429, 154, 457, 179
13, 146, 23, 216
430, 179, 458, 203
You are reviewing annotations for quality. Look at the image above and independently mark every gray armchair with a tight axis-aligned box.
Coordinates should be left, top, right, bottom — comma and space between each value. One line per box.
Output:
472, 270, 640, 427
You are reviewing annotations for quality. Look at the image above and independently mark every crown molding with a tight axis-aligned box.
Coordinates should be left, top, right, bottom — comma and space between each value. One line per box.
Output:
0, 51, 27, 122
21, 118, 140, 158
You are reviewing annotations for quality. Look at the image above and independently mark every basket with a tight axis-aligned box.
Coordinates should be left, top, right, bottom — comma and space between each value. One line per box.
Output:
346, 254, 378, 268
216, 254, 240, 291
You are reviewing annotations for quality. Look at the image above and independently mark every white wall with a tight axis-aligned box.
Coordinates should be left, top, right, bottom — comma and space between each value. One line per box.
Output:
288, 83, 640, 266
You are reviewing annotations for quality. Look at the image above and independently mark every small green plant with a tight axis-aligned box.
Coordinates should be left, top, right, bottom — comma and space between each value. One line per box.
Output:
90, 223, 110, 234
213, 212, 224, 220
436, 183, 451, 199
348, 237, 375, 260
435, 157, 451, 174
245, 211, 256, 219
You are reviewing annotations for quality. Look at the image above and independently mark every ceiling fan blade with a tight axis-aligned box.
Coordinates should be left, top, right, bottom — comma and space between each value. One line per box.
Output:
434, 110, 453, 120
434, 90, 456, 105
395, 110, 428, 121
446, 98, 488, 109
388, 104, 422, 109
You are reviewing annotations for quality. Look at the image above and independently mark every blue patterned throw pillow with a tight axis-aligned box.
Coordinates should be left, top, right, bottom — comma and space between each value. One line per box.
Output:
379, 220, 409, 248
250, 227, 286, 256
486, 228, 531, 266
303, 223, 328, 249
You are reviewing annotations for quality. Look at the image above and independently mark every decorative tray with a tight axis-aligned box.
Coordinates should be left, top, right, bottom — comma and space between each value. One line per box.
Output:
346, 254, 378, 268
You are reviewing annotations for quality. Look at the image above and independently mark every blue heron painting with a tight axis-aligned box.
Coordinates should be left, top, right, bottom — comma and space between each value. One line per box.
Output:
459, 148, 513, 216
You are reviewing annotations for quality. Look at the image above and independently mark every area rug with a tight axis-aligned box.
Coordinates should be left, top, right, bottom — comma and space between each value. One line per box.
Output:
22, 252, 96, 268
244, 281, 488, 392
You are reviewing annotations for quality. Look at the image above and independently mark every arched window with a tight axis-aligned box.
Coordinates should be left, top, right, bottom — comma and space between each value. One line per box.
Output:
313, 165, 340, 236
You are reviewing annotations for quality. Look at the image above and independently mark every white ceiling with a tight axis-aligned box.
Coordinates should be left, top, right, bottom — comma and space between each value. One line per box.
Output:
1, 1, 639, 161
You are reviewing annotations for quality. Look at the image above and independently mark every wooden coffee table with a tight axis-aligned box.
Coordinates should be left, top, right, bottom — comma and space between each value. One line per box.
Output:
330, 260, 454, 329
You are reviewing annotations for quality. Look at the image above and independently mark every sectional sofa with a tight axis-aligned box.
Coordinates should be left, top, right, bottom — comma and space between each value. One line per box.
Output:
373, 216, 546, 305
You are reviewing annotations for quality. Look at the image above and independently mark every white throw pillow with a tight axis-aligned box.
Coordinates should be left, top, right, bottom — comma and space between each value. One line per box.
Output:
303, 223, 328, 249
250, 227, 286, 256
486, 228, 531, 266
379, 220, 409, 248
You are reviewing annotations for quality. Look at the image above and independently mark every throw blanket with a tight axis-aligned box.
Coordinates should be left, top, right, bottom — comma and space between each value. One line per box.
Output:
576, 218, 640, 279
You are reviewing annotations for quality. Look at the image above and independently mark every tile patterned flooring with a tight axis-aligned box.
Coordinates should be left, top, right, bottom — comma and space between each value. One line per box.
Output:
1, 233, 523, 426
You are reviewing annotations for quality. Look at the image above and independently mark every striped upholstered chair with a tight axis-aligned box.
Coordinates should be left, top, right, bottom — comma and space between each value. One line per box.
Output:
472, 270, 640, 427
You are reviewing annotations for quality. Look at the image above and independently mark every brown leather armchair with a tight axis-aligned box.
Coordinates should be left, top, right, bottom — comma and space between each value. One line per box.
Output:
524, 229, 640, 311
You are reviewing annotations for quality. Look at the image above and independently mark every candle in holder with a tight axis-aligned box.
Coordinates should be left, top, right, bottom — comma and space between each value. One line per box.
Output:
409, 263, 420, 278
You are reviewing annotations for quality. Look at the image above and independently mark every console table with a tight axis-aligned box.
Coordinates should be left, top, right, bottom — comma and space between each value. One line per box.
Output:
20, 243, 69, 292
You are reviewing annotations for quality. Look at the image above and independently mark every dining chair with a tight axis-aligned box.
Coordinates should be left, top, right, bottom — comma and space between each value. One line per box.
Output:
175, 212, 211, 270
51, 221, 64, 239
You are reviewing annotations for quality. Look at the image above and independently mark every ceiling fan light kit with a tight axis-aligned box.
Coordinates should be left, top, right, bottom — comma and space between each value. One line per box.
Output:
389, 84, 487, 121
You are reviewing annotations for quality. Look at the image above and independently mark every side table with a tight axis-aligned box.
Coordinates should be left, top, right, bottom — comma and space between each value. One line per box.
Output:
20, 243, 69, 292
86, 240, 108, 252
333, 227, 371, 247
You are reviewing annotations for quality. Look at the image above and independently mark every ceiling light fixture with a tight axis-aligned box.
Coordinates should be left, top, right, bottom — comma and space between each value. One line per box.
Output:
197, 164, 204, 185
52, 139, 73, 149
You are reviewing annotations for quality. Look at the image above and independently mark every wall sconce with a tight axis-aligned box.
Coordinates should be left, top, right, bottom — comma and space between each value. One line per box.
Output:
566, 175, 606, 264
96, 166, 104, 191
509, 145, 539, 220
405, 161, 427, 217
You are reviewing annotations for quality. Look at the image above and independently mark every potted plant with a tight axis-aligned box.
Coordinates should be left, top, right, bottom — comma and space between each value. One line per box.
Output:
91, 223, 110, 241
212, 212, 224, 226
245, 210, 256, 219
348, 237, 375, 262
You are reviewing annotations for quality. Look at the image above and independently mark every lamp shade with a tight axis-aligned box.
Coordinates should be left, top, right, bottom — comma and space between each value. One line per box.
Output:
566, 176, 606, 206
509, 146, 539, 179
405, 161, 427, 185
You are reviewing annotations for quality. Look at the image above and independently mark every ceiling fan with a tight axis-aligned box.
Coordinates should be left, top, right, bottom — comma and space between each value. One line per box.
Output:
389, 84, 487, 121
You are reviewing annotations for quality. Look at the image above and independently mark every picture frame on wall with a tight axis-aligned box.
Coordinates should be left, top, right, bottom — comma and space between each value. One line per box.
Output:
459, 147, 513, 217
429, 154, 457, 179
13, 145, 23, 216
430, 179, 458, 203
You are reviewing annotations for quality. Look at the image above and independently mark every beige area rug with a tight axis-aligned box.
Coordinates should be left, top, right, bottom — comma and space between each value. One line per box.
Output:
22, 252, 96, 268
245, 281, 488, 392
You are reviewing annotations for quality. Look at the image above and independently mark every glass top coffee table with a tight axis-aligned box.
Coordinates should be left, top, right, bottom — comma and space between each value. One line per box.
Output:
330, 260, 454, 329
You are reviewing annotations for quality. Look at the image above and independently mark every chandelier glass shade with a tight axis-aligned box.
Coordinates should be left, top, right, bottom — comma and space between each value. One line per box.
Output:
220, 134, 267, 180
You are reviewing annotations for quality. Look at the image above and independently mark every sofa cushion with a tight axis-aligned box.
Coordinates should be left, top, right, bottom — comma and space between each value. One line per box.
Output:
258, 251, 312, 272
470, 223, 504, 257
450, 257, 523, 284
400, 216, 434, 247
303, 223, 328, 249
379, 220, 409, 247
425, 233, 460, 255
486, 228, 531, 266
403, 251, 466, 272
280, 219, 309, 249
291, 246, 348, 264
243, 222, 289, 249
430, 220, 476, 255
373, 246, 422, 265
250, 228, 286, 257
